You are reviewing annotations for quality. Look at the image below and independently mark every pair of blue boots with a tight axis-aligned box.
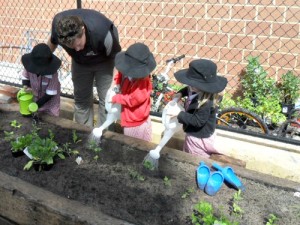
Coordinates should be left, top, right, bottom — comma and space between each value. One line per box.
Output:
196, 161, 245, 196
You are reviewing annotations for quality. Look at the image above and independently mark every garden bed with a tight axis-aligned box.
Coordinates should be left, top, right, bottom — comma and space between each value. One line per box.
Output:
0, 110, 299, 225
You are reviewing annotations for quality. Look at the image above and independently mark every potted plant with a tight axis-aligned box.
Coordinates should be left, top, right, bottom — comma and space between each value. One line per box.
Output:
23, 132, 65, 171
277, 71, 300, 115
10, 133, 34, 157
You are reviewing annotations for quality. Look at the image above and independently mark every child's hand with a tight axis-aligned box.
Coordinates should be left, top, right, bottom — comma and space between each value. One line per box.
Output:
172, 93, 182, 102
23, 86, 32, 93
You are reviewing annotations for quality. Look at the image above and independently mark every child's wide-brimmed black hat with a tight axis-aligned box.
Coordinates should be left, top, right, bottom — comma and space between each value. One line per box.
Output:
174, 59, 227, 93
21, 43, 61, 75
115, 42, 156, 78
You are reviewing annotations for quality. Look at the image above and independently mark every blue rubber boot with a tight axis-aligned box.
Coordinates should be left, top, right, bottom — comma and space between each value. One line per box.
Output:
212, 162, 245, 191
196, 161, 210, 190
204, 171, 224, 196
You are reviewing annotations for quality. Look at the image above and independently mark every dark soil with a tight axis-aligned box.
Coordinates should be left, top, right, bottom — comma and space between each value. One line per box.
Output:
0, 110, 299, 225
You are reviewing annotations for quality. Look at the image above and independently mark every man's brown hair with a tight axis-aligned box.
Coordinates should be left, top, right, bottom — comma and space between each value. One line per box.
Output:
56, 15, 84, 45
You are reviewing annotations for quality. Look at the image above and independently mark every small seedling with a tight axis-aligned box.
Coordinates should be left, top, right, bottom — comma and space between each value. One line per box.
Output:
128, 169, 145, 181
143, 160, 155, 171
4, 131, 15, 141
10, 120, 22, 128
72, 130, 81, 144
181, 187, 195, 199
191, 201, 239, 225
231, 190, 244, 216
87, 140, 102, 161
266, 214, 278, 225
163, 176, 171, 186
61, 142, 79, 157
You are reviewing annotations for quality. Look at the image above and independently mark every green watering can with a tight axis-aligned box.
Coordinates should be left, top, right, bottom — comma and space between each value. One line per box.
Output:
17, 88, 38, 116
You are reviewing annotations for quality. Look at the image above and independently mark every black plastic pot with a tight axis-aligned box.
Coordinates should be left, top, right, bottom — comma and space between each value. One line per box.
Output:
11, 150, 25, 158
33, 163, 54, 171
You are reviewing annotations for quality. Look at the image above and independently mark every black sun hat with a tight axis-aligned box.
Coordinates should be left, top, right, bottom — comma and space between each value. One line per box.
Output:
174, 59, 227, 93
21, 43, 62, 75
115, 42, 157, 78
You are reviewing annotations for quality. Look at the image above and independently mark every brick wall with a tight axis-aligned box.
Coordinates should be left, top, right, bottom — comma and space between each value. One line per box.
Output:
0, 0, 299, 94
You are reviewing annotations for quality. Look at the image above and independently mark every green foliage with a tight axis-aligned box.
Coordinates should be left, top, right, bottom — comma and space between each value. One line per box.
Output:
231, 190, 244, 216
191, 201, 238, 225
4, 131, 15, 141
278, 71, 300, 104
181, 187, 195, 199
218, 93, 236, 110
128, 169, 145, 181
72, 130, 81, 144
87, 140, 102, 161
163, 176, 171, 186
10, 120, 22, 128
23, 131, 65, 171
169, 83, 184, 91
11, 133, 35, 152
143, 160, 155, 171
265, 214, 278, 225
238, 56, 286, 125
61, 142, 79, 157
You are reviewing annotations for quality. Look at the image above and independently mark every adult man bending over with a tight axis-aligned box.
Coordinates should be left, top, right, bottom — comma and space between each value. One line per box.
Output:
48, 8, 121, 127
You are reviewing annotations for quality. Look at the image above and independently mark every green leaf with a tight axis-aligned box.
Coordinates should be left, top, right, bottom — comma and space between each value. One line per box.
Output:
23, 160, 33, 170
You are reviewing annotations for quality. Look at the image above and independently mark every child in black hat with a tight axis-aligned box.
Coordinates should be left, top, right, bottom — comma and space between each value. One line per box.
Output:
109, 42, 157, 141
21, 43, 62, 117
170, 59, 228, 158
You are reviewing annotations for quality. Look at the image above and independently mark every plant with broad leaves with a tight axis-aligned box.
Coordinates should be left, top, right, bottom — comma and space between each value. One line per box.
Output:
23, 131, 65, 171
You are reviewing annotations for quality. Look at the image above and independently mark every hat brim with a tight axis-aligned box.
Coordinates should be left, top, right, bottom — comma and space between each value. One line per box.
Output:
174, 69, 227, 93
115, 51, 156, 78
21, 53, 62, 75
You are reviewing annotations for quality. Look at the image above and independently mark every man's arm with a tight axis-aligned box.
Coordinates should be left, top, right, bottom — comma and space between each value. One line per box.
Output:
47, 37, 58, 52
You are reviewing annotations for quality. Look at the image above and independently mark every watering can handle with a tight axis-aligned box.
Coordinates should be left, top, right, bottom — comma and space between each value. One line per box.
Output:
17, 88, 25, 101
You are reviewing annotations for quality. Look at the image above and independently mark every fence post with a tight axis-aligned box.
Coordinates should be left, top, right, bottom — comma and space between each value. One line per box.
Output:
77, 0, 81, 9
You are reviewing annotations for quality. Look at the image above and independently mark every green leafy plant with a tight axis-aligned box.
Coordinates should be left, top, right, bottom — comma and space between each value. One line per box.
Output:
238, 56, 286, 125
265, 213, 278, 225
143, 160, 155, 171
10, 120, 22, 128
191, 201, 238, 225
278, 71, 300, 104
128, 169, 145, 181
10, 133, 35, 153
181, 187, 195, 199
61, 142, 80, 157
72, 130, 81, 144
23, 132, 65, 171
4, 131, 15, 141
231, 190, 243, 216
218, 93, 236, 110
87, 140, 102, 161
163, 176, 171, 186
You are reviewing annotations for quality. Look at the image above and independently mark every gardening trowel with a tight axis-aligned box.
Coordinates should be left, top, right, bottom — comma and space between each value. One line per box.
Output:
92, 87, 121, 139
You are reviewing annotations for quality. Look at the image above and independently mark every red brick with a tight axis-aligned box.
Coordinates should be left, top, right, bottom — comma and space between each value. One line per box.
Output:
221, 20, 246, 34
232, 6, 256, 20
230, 35, 254, 49
273, 23, 299, 38
206, 4, 230, 20
246, 21, 271, 36
257, 6, 285, 22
